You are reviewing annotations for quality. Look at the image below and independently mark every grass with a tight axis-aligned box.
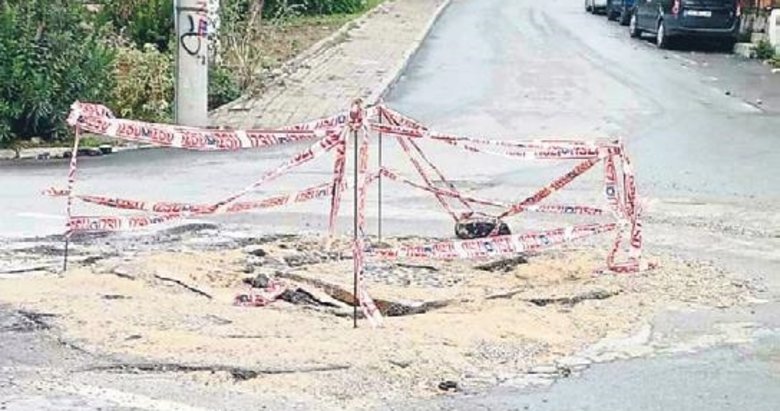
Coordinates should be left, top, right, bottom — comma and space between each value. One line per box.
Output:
249, 0, 385, 69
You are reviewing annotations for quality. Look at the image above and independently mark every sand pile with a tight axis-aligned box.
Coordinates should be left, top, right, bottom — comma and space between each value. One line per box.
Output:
0, 235, 754, 409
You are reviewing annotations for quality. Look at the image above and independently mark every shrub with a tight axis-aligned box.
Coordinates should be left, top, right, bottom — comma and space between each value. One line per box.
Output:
98, 0, 174, 52
0, 0, 115, 144
755, 39, 776, 60
111, 44, 174, 122
264, 0, 366, 16
209, 65, 242, 110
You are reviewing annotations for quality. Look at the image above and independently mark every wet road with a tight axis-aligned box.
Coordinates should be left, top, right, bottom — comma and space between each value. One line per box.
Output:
382, 0, 780, 409
2, 0, 780, 408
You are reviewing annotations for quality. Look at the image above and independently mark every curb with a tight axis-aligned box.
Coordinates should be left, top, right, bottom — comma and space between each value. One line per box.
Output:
369, 0, 455, 104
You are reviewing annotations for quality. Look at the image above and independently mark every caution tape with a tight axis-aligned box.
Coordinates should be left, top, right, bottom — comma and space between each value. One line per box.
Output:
68, 213, 183, 233
354, 125, 383, 326
45, 182, 336, 216
374, 222, 617, 260
234, 280, 287, 307
498, 157, 603, 219
66, 101, 350, 151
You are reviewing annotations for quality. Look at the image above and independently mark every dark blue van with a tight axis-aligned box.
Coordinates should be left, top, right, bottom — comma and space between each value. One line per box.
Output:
628, 0, 740, 49
606, 0, 637, 25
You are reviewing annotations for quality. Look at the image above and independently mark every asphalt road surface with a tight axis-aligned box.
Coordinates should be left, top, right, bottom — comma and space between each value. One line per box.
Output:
1, 0, 779, 409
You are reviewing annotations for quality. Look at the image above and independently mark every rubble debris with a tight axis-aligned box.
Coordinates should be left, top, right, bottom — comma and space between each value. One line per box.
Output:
80, 255, 106, 265
485, 288, 525, 300
528, 364, 572, 378
474, 256, 528, 272
388, 359, 412, 368
0, 265, 52, 275
203, 314, 232, 325
251, 234, 297, 245
395, 263, 438, 272
438, 380, 460, 392
247, 248, 267, 257
244, 273, 271, 289
280, 288, 338, 307
455, 217, 510, 240
107, 265, 136, 280
84, 362, 350, 381
159, 223, 219, 236
242, 273, 339, 308
101, 294, 130, 300
2, 310, 56, 332
153, 274, 212, 299
276, 272, 452, 317
527, 289, 619, 307
283, 251, 346, 267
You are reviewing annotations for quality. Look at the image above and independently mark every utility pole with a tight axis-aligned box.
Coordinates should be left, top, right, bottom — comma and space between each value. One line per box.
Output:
174, 0, 209, 127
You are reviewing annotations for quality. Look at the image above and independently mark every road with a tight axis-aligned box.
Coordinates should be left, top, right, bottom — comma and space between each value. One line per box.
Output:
383, 0, 780, 409
1, 0, 779, 409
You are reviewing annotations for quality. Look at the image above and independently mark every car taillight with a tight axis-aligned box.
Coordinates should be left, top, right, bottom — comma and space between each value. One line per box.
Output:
672, 0, 681, 16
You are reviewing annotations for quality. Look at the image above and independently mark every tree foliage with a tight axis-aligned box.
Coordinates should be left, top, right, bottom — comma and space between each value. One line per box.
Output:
97, 0, 174, 52
111, 44, 174, 123
0, 0, 115, 143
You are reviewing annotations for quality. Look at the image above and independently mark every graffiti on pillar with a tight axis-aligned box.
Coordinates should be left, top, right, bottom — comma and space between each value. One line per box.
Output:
179, 0, 219, 65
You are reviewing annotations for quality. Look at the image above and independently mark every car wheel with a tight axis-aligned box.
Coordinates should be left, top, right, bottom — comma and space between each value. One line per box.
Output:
606, 2, 617, 20
720, 38, 737, 53
656, 20, 671, 49
629, 12, 641, 38
619, 8, 631, 25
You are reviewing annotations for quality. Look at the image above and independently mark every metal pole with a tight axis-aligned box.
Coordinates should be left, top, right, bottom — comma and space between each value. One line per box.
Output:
352, 128, 359, 329
377, 111, 383, 241
62, 235, 70, 272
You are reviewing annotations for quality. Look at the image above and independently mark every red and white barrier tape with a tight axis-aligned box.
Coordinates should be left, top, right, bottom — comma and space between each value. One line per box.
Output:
211, 131, 343, 211
64, 127, 82, 237
45, 182, 336, 216
379, 168, 506, 208
66, 102, 349, 151
498, 157, 603, 220
68, 213, 183, 232
234, 280, 288, 307
374, 222, 617, 260
328, 131, 348, 237
354, 122, 383, 327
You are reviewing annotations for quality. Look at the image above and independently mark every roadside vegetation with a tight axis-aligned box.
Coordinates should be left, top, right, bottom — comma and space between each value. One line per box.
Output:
0, 0, 380, 147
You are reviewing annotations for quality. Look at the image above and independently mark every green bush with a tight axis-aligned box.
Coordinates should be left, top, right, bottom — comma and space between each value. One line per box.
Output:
755, 39, 776, 60
264, 0, 366, 16
0, 0, 115, 144
98, 0, 174, 52
111, 44, 174, 122
209, 65, 242, 110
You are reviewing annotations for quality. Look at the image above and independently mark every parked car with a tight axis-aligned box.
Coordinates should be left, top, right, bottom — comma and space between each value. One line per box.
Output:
606, 0, 636, 25
585, 0, 608, 14
628, 0, 740, 49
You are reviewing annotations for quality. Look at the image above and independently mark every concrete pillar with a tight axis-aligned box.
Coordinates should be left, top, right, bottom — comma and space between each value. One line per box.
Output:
174, 0, 209, 127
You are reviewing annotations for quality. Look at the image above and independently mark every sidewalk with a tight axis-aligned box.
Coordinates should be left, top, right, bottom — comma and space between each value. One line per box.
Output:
210, 0, 450, 129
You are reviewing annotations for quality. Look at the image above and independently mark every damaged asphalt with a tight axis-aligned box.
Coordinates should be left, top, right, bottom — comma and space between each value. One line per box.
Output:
1, 0, 779, 409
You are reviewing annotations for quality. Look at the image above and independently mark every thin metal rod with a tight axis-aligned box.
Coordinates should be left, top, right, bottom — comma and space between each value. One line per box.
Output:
62, 236, 70, 272
377, 111, 383, 241
353, 128, 359, 329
